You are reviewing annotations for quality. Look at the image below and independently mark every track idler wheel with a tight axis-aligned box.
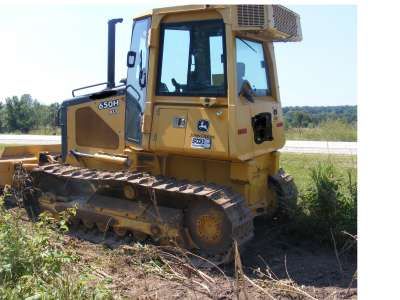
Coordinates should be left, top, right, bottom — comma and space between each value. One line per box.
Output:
185, 199, 232, 255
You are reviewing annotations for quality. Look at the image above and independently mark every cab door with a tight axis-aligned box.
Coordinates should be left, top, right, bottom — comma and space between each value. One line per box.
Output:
125, 17, 151, 144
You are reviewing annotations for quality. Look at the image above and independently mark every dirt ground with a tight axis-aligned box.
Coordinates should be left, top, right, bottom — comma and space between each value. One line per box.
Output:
59, 216, 357, 300
4, 202, 357, 299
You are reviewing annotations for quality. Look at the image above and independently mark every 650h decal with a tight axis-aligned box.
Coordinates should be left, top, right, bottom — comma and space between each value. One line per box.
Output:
98, 99, 119, 110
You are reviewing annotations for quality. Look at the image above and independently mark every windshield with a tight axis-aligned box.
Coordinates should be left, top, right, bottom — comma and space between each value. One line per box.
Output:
236, 37, 270, 96
157, 20, 226, 97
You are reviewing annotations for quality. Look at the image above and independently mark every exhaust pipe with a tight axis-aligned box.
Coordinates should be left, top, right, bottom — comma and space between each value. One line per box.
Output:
107, 18, 123, 89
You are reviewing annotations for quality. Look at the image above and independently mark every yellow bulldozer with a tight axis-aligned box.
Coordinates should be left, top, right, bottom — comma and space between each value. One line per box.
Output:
0, 5, 301, 263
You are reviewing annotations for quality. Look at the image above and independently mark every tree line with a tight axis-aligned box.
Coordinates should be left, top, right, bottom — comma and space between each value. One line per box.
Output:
0, 94, 59, 133
283, 105, 357, 128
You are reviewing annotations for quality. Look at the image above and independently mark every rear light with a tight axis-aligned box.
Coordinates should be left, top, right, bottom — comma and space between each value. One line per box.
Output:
238, 128, 247, 135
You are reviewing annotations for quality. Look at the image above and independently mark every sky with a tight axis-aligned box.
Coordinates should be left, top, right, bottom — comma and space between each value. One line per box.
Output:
0, 3, 356, 106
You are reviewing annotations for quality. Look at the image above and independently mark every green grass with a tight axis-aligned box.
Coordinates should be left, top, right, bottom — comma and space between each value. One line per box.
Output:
280, 152, 357, 247
285, 119, 357, 141
281, 153, 357, 192
0, 205, 112, 299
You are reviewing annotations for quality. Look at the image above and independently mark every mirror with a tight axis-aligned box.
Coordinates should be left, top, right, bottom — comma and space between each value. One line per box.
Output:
127, 51, 136, 67
239, 80, 254, 102
139, 70, 146, 88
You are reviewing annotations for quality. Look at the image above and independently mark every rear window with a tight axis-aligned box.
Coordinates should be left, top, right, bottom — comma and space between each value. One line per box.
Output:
236, 38, 270, 96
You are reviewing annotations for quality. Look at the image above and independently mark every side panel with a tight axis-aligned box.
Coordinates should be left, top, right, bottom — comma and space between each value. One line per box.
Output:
156, 108, 187, 151
183, 107, 228, 159
151, 105, 229, 160
65, 95, 126, 164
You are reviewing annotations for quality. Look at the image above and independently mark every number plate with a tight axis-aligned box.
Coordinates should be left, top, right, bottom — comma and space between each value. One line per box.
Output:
191, 136, 211, 149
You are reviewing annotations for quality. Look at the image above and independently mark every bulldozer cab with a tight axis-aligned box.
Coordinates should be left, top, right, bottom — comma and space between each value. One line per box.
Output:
125, 16, 228, 147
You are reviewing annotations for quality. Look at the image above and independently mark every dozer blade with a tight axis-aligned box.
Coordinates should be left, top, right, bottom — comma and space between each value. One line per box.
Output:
0, 144, 60, 187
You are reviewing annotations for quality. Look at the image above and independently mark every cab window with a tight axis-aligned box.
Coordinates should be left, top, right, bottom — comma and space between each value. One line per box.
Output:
236, 38, 270, 96
157, 20, 226, 97
126, 17, 151, 143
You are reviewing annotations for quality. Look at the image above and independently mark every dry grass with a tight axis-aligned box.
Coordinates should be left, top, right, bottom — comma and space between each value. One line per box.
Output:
64, 237, 340, 300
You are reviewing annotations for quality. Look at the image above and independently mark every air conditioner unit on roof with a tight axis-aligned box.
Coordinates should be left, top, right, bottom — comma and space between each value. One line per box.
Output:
233, 5, 302, 42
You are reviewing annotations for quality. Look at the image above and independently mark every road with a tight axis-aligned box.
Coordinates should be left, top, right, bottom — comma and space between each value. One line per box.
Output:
0, 134, 357, 155
0, 134, 60, 145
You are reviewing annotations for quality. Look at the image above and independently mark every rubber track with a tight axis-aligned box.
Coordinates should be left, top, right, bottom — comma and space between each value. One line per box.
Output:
31, 163, 254, 263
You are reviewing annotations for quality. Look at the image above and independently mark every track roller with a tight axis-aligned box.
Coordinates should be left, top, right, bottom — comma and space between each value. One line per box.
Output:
113, 227, 127, 237
82, 220, 95, 230
96, 222, 109, 233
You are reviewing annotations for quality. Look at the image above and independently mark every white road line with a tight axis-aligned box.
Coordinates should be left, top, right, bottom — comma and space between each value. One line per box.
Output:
0, 134, 357, 155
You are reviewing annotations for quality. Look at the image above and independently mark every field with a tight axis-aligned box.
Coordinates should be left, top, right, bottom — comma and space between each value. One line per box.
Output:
0, 153, 357, 299
285, 120, 357, 142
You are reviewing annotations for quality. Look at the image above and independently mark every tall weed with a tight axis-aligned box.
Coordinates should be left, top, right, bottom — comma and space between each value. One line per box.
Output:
295, 161, 357, 246
0, 204, 111, 299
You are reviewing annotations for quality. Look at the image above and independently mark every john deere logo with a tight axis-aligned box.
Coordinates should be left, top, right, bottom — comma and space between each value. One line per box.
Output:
197, 119, 209, 132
